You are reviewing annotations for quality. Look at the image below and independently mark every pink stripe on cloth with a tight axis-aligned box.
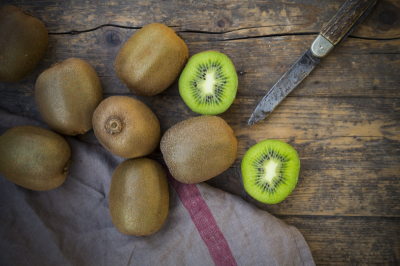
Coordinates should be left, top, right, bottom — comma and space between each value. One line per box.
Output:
167, 172, 238, 266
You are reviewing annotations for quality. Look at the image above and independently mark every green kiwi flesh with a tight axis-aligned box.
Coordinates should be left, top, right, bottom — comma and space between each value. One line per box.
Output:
179, 51, 238, 115
0, 5, 48, 82
35, 58, 103, 136
109, 158, 169, 236
0, 126, 72, 191
115, 23, 189, 96
241, 139, 300, 204
160, 115, 237, 184
92, 96, 160, 159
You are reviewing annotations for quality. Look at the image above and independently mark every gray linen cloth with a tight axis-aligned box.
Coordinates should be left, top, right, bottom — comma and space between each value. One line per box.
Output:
0, 110, 315, 266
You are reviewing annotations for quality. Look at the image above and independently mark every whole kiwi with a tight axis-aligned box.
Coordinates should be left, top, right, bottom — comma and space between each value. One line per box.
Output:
92, 96, 160, 158
161, 115, 237, 184
115, 23, 189, 96
0, 5, 48, 82
109, 158, 169, 236
0, 126, 71, 191
35, 58, 103, 136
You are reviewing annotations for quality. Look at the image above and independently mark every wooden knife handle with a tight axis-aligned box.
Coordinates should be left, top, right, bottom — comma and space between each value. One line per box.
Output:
320, 0, 376, 45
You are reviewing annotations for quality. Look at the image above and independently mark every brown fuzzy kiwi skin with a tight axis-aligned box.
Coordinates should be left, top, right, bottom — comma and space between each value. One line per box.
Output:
0, 5, 48, 82
92, 96, 161, 159
0, 126, 72, 191
109, 158, 169, 236
160, 116, 237, 184
114, 23, 189, 97
35, 58, 103, 136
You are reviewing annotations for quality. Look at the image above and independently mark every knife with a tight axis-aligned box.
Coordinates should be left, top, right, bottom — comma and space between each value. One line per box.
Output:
248, 0, 377, 125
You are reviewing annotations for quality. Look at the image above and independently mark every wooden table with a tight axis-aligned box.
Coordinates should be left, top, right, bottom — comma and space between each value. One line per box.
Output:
1, 0, 399, 265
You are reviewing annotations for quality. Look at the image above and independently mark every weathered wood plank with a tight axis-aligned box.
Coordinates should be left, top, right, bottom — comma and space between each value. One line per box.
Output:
1, 32, 399, 98
1, 1, 399, 265
1, 93, 399, 216
281, 215, 400, 265
207, 165, 400, 216
2, 0, 399, 39
1, 94, 398, 142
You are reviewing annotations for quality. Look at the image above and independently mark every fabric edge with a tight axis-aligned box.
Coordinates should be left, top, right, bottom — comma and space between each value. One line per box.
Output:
287, 225, 315, 266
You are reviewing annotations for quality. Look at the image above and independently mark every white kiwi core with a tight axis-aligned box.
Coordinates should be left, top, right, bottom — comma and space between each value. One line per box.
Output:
263, 159, 280, 183
199, 72, 217, 95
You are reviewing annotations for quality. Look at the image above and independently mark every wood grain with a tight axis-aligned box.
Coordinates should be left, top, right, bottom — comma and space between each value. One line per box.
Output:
1, 93, 399, 141
1, 31, 399, 98
0, 0, 399, 264
281, 215, 400, 265
1, 0, 399, 39
207, 164, 400, 216
1, 92, 399, 217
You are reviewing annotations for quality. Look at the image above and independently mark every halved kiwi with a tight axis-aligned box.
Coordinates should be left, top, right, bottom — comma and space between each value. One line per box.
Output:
241, 139, 300, 204
179, 51, 238, 115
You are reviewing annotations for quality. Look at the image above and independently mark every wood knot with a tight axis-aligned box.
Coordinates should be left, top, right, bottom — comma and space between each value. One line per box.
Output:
217, 19, 226, 28
379, 10, 399, 26
103, 30, 123, 47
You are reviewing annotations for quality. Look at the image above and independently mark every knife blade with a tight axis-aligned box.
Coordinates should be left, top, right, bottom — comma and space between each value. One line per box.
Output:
248, 0, 377, 126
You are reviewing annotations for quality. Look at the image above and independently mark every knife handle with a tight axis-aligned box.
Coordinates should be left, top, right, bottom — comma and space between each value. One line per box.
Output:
320, 0, 376, 45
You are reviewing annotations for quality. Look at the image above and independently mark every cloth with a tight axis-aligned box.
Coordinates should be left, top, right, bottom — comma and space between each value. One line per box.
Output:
0, 110, 315, 266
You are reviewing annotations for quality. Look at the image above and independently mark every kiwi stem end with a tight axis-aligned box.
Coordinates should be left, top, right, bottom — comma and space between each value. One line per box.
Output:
106, 117, 123, 134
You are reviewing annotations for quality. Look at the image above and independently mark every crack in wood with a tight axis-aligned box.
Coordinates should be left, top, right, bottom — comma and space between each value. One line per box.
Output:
48, 23, 141, 35
48, 24, 400, 42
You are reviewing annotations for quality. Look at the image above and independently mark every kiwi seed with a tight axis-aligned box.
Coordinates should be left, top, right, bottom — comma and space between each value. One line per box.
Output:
179, 51, 238, 115
241, 139, 300, 204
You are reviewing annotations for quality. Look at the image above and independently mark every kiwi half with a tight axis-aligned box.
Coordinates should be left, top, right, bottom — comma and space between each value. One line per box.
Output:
179, 51, 238, 115
241, 139, 300, 204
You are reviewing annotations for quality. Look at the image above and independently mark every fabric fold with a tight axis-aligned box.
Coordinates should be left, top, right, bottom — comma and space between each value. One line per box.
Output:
0, 111, 315, 266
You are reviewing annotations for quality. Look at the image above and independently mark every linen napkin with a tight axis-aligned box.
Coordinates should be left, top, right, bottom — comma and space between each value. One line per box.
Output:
0, 110, 315, 266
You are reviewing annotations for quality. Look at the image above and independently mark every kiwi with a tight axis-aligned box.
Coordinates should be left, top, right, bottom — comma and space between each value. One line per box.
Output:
109, 158, 169, 236
0, 126, 71, 191
0, 5, 48, 82
241, 139, 300, 204
161, 115, 237, 184
35, 58, 103, 136
92, 96, 160, 159
179, 51, 238, 115
115, 23, 189, 96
